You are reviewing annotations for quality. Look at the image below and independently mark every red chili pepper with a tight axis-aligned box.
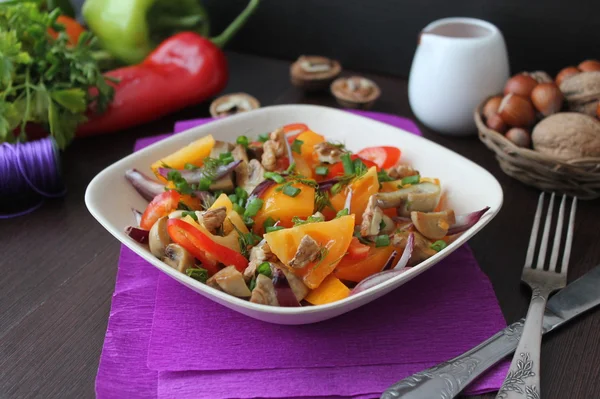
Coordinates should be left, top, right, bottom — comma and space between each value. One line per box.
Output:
77, 32, 228, 136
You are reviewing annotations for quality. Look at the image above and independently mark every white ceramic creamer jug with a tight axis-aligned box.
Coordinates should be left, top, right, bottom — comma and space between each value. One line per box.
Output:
408, 17, 509, 135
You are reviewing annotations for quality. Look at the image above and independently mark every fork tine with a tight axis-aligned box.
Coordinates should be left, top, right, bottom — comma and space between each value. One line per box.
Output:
548, 194, 567, 272
535, 192, 555, 270
560, 197, 577, 275
525, 192, 545, 268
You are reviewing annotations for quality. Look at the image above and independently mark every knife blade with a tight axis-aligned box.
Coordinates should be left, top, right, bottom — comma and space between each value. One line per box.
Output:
380, 264, 600, 399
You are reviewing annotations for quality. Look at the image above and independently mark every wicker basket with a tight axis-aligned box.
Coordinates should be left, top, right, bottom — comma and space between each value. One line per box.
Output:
475, 98, 600, 200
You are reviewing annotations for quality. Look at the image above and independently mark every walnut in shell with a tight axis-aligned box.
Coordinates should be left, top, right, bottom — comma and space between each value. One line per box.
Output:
210, 93, 260, 118
532, 112, 600, 159
559, 71, 600, 117
290, 55, 342, 91
330, 76, 381, 109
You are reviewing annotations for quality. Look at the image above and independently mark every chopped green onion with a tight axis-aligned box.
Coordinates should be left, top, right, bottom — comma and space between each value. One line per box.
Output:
232, 203, 245, 215
353, 158, 367, 177
375, 234, 390, 247
181, 211, 198, 221
236, 135, 249, 148
257, 262, 272, 277
198, 177, 212, 191
186, 268, 208, 283
265, 226, 284, 233
282, 185, 301, 197
235, 187, 248, 201
184, 163, 199, 170
244, 217, 255, 227
219, 152, 234, 165
353, 230, 371, 245
258, 133, 269, 142
249, 277, 257, 291
377, 170, 394, 182
336, 208, 349, 218
228, 194, 238, 203
430, 240, 447, 252
291, 139, 304, 154
379, 219, 386, 231
263, 217, 277, 229
331, 182, 343, 195
244, 198, 264, 218
285, 162, 296, 174
401, 174, 421, 186
341, 153, 354, 175
315, 166, 329, 176
292, 215, 324, 226
264, 171, 285, 184
177, 202, 192, 211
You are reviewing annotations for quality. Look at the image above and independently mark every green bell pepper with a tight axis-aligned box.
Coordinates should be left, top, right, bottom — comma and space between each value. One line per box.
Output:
83, 0, 259, 65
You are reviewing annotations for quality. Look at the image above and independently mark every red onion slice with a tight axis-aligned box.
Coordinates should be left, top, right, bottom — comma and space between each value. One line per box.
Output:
381, 250, 398, 271
351, 233, 414, 295
447, 207, 490, 236
248, 179, 276, 201
192, 191, 215, 208
283, 133, 294, 168
317, 178, 339, 191
343, 188, 353, 213
272, 268, 301, 307
125, 169, 165, 201
125, 226, 150, 244
157, 160, 241, 184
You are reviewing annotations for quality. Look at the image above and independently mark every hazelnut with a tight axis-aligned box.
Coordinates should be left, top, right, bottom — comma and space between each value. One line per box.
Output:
524, 71, 553, 84
505, 127, 531, 148
290, 55, 342, 91
555, 66, 581, 86
330, 76, 381, 109
482, 96, 503, 120
578, 60, 600, 72
209, 93, 260, 118
498, 94, 536, 127
486, 113, 507, 133
504, 74, 539, 97
531, 83, 564, 116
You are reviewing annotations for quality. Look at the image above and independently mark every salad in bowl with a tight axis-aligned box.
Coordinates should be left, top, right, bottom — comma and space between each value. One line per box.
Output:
124, 123, 489, 307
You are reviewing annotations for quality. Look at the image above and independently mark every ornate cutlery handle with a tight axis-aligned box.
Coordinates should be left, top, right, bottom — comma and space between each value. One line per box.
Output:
495, 289, 550, 399
380, 320, 525, 399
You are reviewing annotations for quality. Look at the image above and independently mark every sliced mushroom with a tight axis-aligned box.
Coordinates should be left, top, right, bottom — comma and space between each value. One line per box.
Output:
410, 210, 456, 240
209, 176, 235, 192
375, 182, 441, 216
209, 140, 234, 158
331, 76, 381, 109
162, 244, 195, 273
391, 230, 436, 266
209, 93, 260, 118
360, 195, 384, 237
198, 206, 227, 234
250, 274, 279, 305
149, 216, 171, 258
288, 235, 321, 269
380, 214, 395, 234
388, 164, 419, 179
272, 263, 309, 301
313, 142, 344, 164
238, 159, 266, 195
207, 265, 252, 297
290, 55, 342, 91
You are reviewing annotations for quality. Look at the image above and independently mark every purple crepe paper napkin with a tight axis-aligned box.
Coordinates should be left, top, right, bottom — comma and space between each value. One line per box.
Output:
96, 111, 508, 399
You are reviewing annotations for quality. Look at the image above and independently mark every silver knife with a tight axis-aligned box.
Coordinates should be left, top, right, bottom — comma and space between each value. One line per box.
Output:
380, 264, 600, 399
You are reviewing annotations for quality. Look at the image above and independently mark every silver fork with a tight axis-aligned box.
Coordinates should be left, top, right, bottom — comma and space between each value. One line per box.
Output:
496, 192, 577, 399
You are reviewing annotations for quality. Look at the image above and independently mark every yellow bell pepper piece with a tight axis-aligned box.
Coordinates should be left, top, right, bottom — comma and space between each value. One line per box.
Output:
253, 182, 315, 232
305, 275, 350, 305
151, 135, 215, 181
265, 215, 355, 289
329, 167, 379, 224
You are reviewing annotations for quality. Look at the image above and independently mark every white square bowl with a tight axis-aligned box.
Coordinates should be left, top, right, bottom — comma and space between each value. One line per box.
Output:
85, 104, 503, 325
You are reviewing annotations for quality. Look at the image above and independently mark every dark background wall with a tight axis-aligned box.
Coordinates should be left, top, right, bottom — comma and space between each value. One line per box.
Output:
204, 0, 599, 78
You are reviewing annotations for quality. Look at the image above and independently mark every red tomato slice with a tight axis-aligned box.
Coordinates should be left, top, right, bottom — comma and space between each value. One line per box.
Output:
167, 219, 248, 274
140, 191, 180, 230
346, 237, 370, 260
325, 155, 379, 179
356, 146, 401, 169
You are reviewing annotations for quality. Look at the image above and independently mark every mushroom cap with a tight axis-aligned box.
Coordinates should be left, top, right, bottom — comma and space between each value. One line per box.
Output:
163, 243, 195, 273
212, 266, 252, 297
290, 55, 342, 91
330, 76, 381, 109
410, 210, 456, 240
209, 93, 260, 118
376, 182, 441, 216
149, 216, 171, 258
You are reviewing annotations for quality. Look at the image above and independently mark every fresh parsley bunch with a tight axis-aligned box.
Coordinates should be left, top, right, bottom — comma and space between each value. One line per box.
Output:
0, 1, 114, 148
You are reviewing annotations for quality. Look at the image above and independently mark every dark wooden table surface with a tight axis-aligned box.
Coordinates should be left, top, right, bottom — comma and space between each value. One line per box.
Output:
1, 52, 599, 399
